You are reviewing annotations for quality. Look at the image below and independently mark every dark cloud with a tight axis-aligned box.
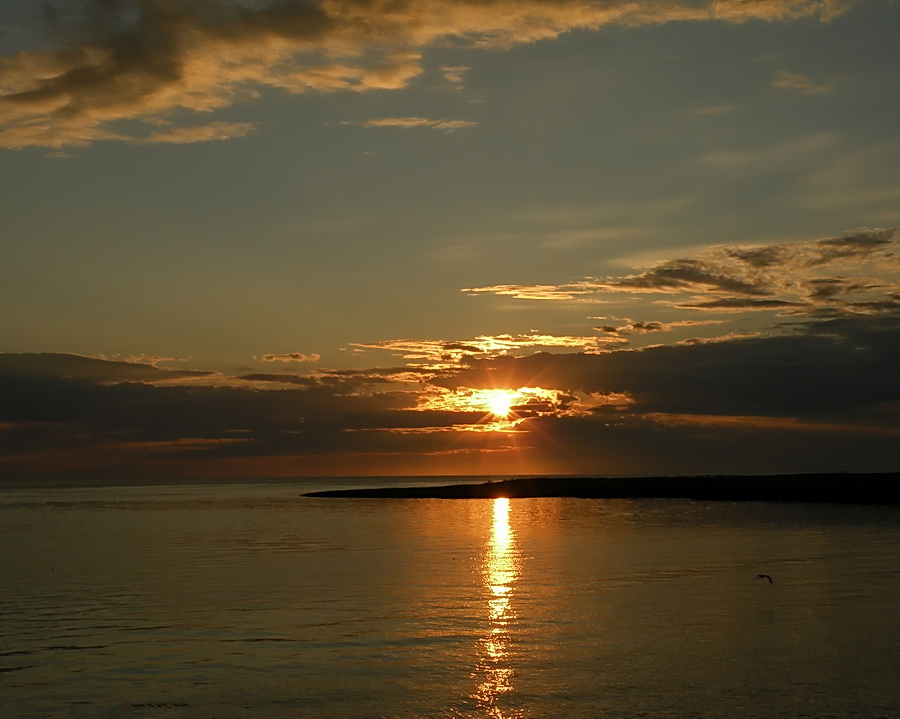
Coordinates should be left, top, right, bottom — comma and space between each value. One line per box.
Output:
238, 372, 393, 389
614, 258, 771, 296
627, 321, 664, 333
676, 298, 805, 310
725, 245, 790, 267
595, 319, 723, 335
261, 352, 321, 363
516, 412, 899, 477
320, 365, 437, 379
0, 352, 521, 477
2, 308, 897, 480
442, 342, 487, 353
0, 352, 212, 382
238, 373, 319, 386
811, 228, 896, 265
440, 314, 900, 423
804, 278, 880, 301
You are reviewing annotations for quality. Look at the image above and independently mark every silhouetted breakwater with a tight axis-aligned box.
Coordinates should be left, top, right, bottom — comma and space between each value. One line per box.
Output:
303, 472, 898, 504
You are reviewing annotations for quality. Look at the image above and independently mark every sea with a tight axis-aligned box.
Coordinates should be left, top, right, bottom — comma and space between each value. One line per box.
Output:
2, 476, 898, 719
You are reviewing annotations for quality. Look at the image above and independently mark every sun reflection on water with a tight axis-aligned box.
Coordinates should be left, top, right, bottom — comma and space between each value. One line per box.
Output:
471, 497, 524, 718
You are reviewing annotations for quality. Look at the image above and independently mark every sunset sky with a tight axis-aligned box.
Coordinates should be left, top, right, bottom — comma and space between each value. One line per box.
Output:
2, 0, 898, 480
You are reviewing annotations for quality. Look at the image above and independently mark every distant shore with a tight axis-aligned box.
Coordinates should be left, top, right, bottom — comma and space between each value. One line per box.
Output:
302, 472, 898, 504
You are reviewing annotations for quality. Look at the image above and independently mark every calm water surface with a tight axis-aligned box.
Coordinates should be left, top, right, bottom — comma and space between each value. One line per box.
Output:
2, 479, 898, 718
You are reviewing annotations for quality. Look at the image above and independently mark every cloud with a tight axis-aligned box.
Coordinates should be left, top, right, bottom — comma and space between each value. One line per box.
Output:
791, 140, 900, 211
5, 239, 897, 482
698, 131, 838, 170
139, 121, 257, 144
362, 117, 439, 128
120, 354, 191, 367
465, 228, 899, 318
238, 373, 319, 387
2, 301, 897, 480
674, 297, 805, 311
439, 314, 900, 423
238, 372, 394, 391
441, 65, 470, 87
360, 116, 478, 130
261, 352, 321, 363
0, 352, 212, 383
611, 258, 772, 295
642, 412, 897, 434
0, 351, 542, 478
461, 281, 603, 302
771, 69, 836, 94
693, 104, 737, 116
595, 319, 724, 335
812, 227, 896, 265
0, 0, 857, 148
351, 332, 624, 368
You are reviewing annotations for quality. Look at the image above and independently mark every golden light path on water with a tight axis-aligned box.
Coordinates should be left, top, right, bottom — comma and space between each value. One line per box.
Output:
471, 497, 524, 718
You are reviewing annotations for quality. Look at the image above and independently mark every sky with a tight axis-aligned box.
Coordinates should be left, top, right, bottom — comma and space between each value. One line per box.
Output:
1, 0, 898, 480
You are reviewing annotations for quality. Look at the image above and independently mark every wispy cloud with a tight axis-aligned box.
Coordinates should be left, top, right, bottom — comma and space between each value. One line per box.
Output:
261, 352, 321, 363
0, 352, 212, 382
0, 0, 856, 148
693, 104, 737, 116
465, 228, 899, 318
771, 69, 837, 94
441, 65, 470, 88
698, 131, 838, 170
792, 140, 900, 211
351, 332, 624, 368
140, 121, 258, 144
360, 117, 477, 130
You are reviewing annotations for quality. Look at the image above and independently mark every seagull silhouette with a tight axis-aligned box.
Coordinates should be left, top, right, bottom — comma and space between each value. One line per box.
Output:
754, 574, 773, 583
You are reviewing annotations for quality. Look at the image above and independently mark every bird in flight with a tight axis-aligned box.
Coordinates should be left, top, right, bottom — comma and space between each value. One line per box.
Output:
754, 574, 773, 583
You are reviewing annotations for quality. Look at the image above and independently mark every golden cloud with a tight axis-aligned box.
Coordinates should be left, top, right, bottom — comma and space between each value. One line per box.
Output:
352, 332, 624, 367
0, 0, 857, 148
140, 121, 258, 144
465, 228, 899, 317
360, 116, 477, 130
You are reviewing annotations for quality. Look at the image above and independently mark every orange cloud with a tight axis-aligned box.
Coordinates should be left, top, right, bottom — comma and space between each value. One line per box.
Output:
139, 121, 258, 144
0, 0, 856, 148
360, 117, 477, 130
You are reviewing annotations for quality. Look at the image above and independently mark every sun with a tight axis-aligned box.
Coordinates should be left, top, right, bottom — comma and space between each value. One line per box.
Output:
484, 389, 517, 418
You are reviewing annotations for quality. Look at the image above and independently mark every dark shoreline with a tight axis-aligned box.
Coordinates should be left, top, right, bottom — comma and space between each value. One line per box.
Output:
302, 472, 898, 504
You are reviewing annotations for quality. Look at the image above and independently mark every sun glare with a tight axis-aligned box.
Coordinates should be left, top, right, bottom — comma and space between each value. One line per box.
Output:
417, 385, 561, 431
485, 390, 517, 418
